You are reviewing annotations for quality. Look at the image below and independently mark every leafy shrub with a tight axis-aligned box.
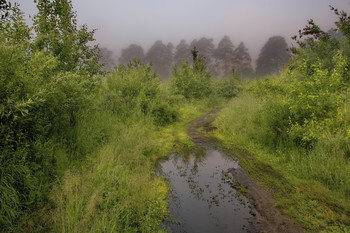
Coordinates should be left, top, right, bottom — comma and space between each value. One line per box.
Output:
100, 61, 178, 125
171, 61, 213, 99
0, 44, 98, 229
214, 75, 241, 99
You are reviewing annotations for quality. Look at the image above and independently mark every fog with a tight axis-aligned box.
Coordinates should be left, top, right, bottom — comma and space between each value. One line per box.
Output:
15, 0, 350, 63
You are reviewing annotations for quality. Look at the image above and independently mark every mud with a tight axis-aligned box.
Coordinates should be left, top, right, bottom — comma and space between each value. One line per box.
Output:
187, 107, 304, 233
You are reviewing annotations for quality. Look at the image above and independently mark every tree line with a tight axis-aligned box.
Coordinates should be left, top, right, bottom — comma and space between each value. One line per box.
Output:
111, 35, 291, 78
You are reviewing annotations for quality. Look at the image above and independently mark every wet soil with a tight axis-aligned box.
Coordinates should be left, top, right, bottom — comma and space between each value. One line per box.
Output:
160, 150, 253, 233
187, 107, 305, 233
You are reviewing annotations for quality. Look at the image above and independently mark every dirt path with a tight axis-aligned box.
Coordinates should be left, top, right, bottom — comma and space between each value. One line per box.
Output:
187, 107, 304, 233
187, 107, 223, 147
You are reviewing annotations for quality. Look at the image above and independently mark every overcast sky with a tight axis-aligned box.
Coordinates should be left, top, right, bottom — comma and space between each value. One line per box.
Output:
14, 0, 350, 62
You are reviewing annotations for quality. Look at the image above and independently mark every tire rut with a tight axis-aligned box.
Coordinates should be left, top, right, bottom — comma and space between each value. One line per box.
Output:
187, 107, 304, 233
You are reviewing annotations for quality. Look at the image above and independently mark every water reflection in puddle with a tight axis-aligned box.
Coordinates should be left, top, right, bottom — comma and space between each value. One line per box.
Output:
160, 148, 253, 233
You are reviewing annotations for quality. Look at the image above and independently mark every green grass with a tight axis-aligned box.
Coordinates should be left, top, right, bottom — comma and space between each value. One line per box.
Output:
211, 92, 350, 232
50, 119, 169, 233
1, 52, 232, 232
19, 96, 219, 233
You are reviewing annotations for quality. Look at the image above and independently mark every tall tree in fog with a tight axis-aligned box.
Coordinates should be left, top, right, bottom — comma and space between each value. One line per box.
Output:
328, 28, 344, 40
214, 36, 235, 77
174, 40, 191, 66
190, 37, 215, 61
145, 40, 173, 77
256, 36, 290, 76
99, 47, 115, 71
190, 37, 215, 73
119, 44, 145, 64
233, 42, 254, 78
166, 42, 174, 60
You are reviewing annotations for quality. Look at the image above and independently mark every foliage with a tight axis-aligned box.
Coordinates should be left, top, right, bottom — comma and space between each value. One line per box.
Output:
0, 2, 31, 45
245, 49, 347, 149
171, 60, 212, 99
33, 0, 100, 75
214, 75, 241, 99
213, 37, 254, 78
214, 36, 236, 77
0, 1, 102, 230
190, 37, 215, 61
0, 0, 192, 232
213, 8, 350, 231
290, 5, 350, 54
118, 44, 145, 64
291, 19, 330, 53
0, 50, 178, 231
144, 40, 173, 77
328, 28, 344, 41
174, 40, 191, 67
0, 39, 98, 229
190, 37, 216, 73
100, 61, 178, 125
98, 47, 115, 72
170, 46, 241, 100
256, 36, 290, 76
331, 5, 350, 39
232, 42, 254, 78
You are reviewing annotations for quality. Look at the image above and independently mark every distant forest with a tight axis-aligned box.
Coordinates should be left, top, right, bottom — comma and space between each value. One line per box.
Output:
99, 35, 291, 78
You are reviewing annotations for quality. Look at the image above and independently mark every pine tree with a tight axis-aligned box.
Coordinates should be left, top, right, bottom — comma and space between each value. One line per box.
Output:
214, 36, 235, 77
233, 42, 254, 78
190, 37, 215, 74
256, 36, 290, 76
190, 37, 214, 61
119, 44, 145, 64
174, 40, 191, 67
145, 40, 173, 77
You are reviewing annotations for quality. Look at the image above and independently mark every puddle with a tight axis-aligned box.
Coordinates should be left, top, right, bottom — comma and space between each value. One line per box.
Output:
160, 148, 254, 233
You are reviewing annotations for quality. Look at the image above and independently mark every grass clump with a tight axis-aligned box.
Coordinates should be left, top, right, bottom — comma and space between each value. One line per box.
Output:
50, 120, 169, 233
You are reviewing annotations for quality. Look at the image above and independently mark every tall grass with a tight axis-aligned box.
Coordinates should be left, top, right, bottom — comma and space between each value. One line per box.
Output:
42, 95, 224, 233
50, 115, 169, 233
213, 78, 350, 231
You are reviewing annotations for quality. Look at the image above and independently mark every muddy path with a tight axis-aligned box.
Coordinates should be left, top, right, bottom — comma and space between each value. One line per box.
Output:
187, 107, 304, 233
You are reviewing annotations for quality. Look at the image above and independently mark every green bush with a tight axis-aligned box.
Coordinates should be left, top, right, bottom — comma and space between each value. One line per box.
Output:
171, 61, 213, 99
100, 61, 178, 125
0, 42, 99, 229
214, 75, 241, 99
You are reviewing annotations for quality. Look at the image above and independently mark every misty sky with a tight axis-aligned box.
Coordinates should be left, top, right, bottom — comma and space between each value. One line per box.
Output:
14, 0, 350, 62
